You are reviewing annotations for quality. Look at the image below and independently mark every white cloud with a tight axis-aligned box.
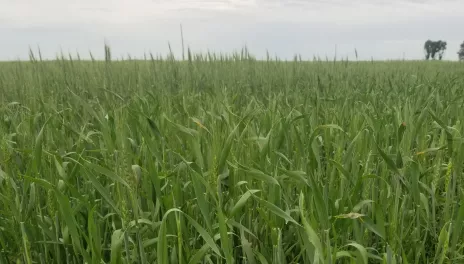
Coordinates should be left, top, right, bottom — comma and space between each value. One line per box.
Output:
2, 0, 463, 27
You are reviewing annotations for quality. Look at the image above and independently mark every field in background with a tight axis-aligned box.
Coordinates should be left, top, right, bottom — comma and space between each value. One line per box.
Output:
0, 52, 464, 263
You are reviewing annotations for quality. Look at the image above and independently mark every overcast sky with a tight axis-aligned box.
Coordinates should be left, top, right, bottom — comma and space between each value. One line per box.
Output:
1, 0, 463, 61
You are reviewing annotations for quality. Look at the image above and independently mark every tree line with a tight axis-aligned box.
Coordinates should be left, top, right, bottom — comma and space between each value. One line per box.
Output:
424, 40, 464, 61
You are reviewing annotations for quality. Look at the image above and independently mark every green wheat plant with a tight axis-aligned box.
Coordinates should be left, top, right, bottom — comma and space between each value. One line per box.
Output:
0, 48, 463, 263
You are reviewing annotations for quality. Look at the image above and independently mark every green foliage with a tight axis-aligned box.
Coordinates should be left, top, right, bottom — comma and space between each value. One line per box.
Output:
458, 41, 464, 61
424, 40, 447, 60
0, 49, 464, 263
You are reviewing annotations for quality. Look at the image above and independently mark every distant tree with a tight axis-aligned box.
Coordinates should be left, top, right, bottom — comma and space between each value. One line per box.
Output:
424, 40, 447, 60
424, 40, 431, 60
458, 41, 464, 61
437, 41, 447, 60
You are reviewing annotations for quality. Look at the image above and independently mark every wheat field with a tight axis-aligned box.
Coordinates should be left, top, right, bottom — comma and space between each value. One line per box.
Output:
1, 50, 464, 263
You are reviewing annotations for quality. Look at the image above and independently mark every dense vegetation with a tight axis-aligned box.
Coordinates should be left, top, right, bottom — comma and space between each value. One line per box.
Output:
1, 52, 464, 263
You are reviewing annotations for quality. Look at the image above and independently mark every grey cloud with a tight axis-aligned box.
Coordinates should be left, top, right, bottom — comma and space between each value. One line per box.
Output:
0, 0, 462, 61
